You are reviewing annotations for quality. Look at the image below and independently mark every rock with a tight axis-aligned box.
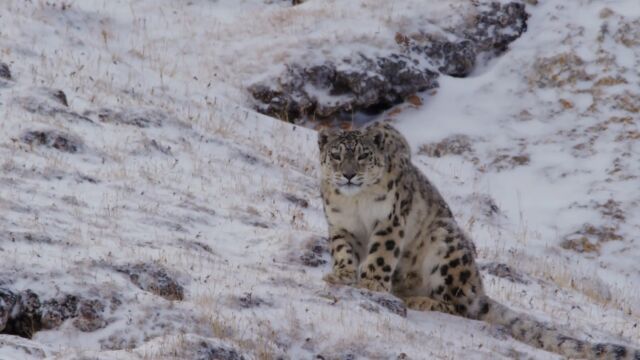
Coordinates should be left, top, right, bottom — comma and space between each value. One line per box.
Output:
0, 62, 11, 80
299, 236, 328, 267
72, 299, 106, 332
418, 134, 473, 158
283, 193, 309, 208
196, 341, 246, 360
0, 288, 19, 332
249, 82, 313, 122
250, 54, 438, 123
1, 232, 54, 245
531, 53, 590, 88
1, 290, 41, 339
50, 89, 69, 107
148, 139, 172, 155
466, 2, 529, 54
249, 2, 528, 123
315, 353, 356, 360
480, 262, 530, 285
22, 130, 83, 153
1, 289, 111, 338
116, 263, 185, 301
40, 295, 79, 329
561, 224, 623, 254
236, 292, 268, 309
18, 92, 93, 123
360, 290, 407, 317
489, 152, 530, 171
97, 108, 167, 128
418, 39, 476, 77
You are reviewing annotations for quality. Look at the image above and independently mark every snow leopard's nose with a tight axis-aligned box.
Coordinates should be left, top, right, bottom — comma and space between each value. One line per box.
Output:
343, 172, 356, 181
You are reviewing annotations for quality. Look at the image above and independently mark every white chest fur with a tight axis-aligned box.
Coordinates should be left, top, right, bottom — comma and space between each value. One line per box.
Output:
327, 188, 393, 242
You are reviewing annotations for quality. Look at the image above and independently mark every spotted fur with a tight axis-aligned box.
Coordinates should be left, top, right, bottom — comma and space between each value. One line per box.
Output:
318, 122, 639, 360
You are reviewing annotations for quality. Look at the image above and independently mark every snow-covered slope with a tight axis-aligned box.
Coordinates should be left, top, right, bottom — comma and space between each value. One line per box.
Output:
0, 0, 638, 359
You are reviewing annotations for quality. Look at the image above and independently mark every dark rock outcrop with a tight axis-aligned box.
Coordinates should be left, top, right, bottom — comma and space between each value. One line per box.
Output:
22, 130, 83, 153
418, 39, 476, 78
97, 108, 167, 128
0, 62, 11, 80
249, 2, 528, 123
116, 263, 184, 301
466, 2, 529, 54
299, 236, 328, 267
73, 299, 107, 332
49, 89, 69, 107
0, 288, 110, 338
40, 294, 79, 329
196, 341, 246, 360
250, 55, 438, 122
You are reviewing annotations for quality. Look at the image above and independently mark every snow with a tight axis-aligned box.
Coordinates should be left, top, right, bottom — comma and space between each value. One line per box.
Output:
0, 0, 639, 359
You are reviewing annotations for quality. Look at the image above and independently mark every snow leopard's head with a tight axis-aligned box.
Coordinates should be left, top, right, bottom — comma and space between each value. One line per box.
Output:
318, 122, 409, 196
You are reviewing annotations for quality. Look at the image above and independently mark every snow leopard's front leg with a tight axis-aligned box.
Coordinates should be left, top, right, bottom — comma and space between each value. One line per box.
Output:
357, 221, 402, 292
323, 229, 359, 286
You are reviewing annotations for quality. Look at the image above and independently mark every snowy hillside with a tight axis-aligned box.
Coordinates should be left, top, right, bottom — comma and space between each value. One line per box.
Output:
0, 0, 639, 359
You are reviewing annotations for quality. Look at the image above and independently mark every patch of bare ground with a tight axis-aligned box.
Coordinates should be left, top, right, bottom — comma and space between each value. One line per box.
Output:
418, 134, 474, 158
530, 53, 591, 88
562, 199, 626, 255
488, 152, 530, 172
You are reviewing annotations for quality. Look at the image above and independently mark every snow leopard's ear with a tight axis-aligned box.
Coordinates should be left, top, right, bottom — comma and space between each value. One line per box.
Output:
365, 121, 411, 159
365, 122, 387, 150
317, 128, 338, 152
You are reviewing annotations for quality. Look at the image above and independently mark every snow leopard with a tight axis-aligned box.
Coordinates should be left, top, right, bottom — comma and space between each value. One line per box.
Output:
317, 121, 638, 360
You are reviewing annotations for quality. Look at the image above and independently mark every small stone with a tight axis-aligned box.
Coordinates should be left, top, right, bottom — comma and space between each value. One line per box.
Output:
51, 90, 69, 107
97, 108, 167, 128
0, 63, 11, 80
72, 299, 106, 332
196, 341, 246, 360
22, 130, 83, 153
40, 295, 79, 329
116, 263, 184, 301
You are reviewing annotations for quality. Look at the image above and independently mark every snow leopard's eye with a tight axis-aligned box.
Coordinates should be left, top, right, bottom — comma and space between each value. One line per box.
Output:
358, 152, 370, 160
330, 149, 341, 160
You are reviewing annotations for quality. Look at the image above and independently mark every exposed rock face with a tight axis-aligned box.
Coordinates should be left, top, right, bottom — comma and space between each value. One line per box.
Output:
250, 55, 438, 122
466, 2, 529, 54
0, 289, 41, 339
0, 288, 20, 333
0, 288, 111, 338
249, 2, 529, 124
195, 341, 247, 360
0, 62, 11, 80
22, 130, 83, 153
40, 295, 80, 330
116, 263, 185, 301
97, 108, 167, 128
418, 39, 477, 78
73, 299, 107, 332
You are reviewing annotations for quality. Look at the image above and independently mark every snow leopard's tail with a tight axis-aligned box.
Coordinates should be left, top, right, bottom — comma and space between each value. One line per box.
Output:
472, 295, 639, 360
